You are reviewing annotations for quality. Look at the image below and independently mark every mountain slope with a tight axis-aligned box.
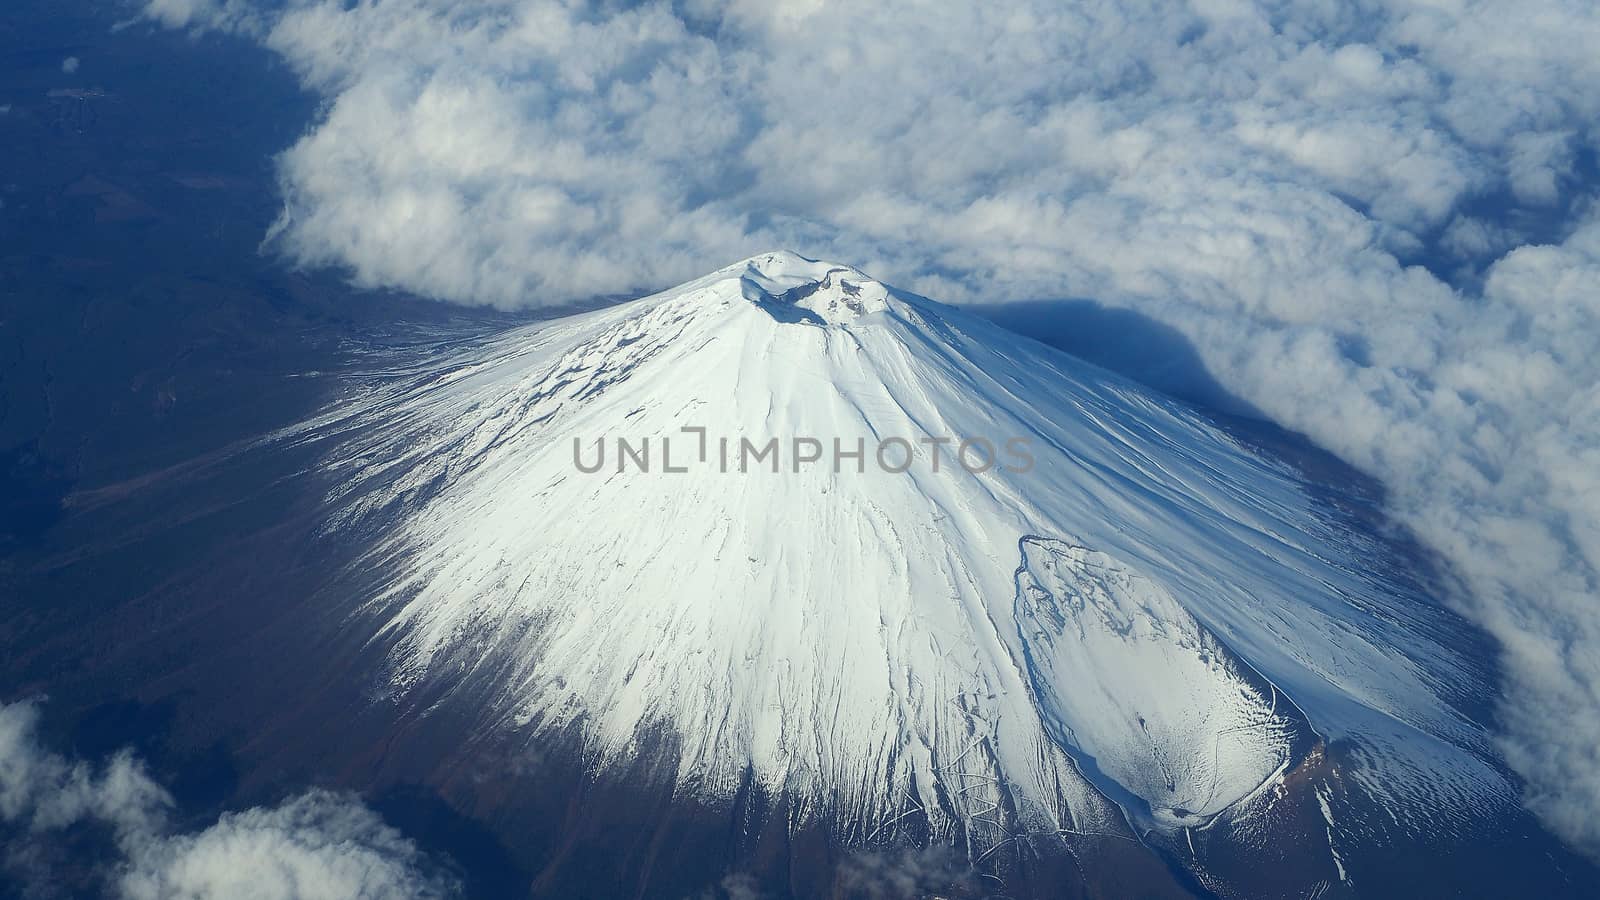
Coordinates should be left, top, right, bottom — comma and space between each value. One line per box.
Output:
290, 251, 1510, 894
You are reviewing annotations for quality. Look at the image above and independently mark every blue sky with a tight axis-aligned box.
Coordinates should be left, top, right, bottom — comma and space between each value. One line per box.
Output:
135, 0, 1600, 861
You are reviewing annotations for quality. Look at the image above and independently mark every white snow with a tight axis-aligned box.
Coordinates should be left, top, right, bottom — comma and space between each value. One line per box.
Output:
1316, 784, 1350, 883
301, 250, 1507, 850
1015, 539, 1301, 828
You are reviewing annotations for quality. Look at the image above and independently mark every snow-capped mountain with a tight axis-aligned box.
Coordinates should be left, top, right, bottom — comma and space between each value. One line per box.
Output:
291, 252, 1514, 895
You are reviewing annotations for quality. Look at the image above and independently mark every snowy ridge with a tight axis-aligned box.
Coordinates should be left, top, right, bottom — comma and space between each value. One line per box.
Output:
300, 252, 1507, 859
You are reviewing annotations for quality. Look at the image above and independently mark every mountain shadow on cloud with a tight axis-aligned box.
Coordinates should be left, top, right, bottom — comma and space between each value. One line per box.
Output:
970, 298, 1265, 420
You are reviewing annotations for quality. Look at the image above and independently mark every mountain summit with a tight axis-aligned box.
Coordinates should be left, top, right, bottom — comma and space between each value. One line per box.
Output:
736, 252, 893, 323
309, 253, 1509, 895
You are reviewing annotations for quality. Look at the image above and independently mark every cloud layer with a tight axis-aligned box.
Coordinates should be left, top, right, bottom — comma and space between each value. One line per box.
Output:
0, 700, 456, 899
140, 0, 1600, 859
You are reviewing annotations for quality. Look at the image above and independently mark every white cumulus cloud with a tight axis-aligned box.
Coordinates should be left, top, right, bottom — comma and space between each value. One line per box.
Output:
0, 700, 456, 900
